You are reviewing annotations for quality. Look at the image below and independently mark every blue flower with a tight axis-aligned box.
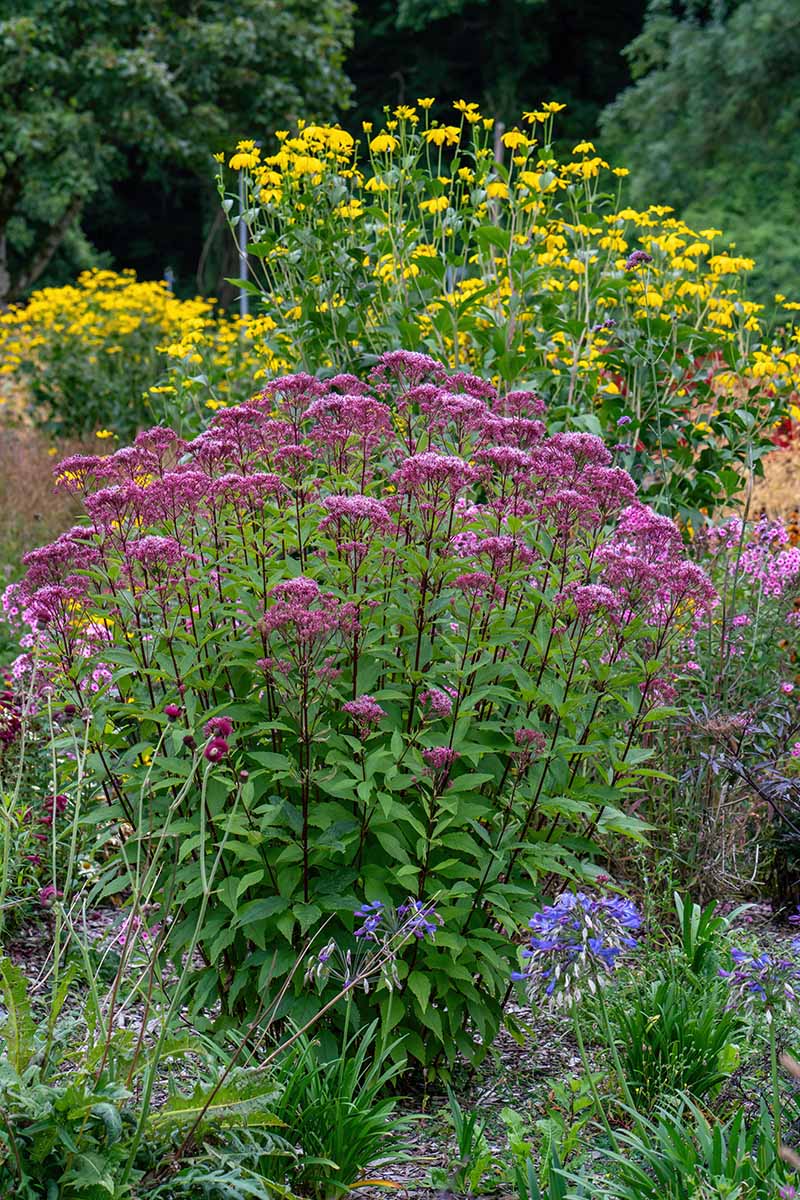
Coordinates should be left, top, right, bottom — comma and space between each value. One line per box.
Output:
353, 900, 385, 940
512, 888, 643, 1008
720, 946, 800, 1018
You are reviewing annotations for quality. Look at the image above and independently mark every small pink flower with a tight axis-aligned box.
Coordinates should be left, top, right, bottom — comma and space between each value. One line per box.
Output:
39, 885, 62, 907
781, 682, 795, 695
684, 661, 701, 672
204, 716, 234, 738
422, 746, 459, 774
204, 737, 229, 763
791, 743, 800, 759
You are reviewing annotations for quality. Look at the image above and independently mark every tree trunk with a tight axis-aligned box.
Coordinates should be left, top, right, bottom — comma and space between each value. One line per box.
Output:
0, 234, 10, 310
7, 196, 84, 304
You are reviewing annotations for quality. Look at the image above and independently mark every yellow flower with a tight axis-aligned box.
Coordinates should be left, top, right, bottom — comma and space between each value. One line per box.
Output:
292, 154, 325, 176
229, 151, 259, 170
334, 198, 364, 219
327, 128, 355, 153
542, 100, 567, 113
420, 195, 450, 214
369, 133, 398, 153
572, 141, 595, 154
362, 121, 373, 133
394, 105, 418, 121
95, 429, 115, 439
486, 181, 509, 199
501, 129, 529, 150
612, 167, 630, 177
417, 97, 435, 109
423, 125, 461, 147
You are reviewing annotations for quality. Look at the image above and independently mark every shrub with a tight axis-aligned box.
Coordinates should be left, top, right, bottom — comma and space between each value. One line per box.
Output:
0, 269, 216, 439
4, 352, 717, 1070
208, 102, 800, 518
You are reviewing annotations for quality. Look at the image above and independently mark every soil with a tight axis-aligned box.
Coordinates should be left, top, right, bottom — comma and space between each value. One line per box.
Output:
754, 441, 800, 520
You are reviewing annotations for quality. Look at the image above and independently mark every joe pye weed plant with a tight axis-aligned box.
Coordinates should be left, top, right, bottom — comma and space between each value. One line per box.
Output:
3, 350, 717, 1072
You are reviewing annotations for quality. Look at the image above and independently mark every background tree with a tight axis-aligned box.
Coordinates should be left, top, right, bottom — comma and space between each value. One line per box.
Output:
349, 0, 646, 138
600, 0, 800, 302
0, 0, 353, 305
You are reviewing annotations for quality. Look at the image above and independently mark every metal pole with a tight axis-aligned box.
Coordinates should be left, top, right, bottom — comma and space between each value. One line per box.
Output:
238, 170, 249, 318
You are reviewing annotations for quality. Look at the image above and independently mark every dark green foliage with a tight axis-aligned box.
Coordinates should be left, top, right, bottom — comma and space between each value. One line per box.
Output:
606, 972, 743, 1111
255, 1022, 412, 1199
0, 0, 354, 302
349, 0, 646, 136
600, 0, 800, 301
595, 1100, 789, 1199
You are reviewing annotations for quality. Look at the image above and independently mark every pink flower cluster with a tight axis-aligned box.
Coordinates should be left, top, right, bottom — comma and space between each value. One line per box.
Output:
1, 349, 717, 772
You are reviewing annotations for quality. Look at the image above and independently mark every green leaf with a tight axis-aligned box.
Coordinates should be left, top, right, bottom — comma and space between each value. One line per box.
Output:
233, 896, 288, 928
0, 956, 35, 1073
407, 970, 431, 1013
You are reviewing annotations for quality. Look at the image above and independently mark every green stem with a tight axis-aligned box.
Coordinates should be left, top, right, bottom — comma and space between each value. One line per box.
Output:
572, 1008, 618, 1151
770, 1016, 781, 1151
596, 985, 638, 1117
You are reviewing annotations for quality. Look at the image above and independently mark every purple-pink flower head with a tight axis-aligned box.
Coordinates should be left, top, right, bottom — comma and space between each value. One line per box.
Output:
422, 746, 459, 775
454, 572, 495, 597
420, 688, 454, 719
625, 249, 653, 271
204, 736, 230, 763
443, 372, 498, 403
477, 445, 532, 482
53, 454, 104, 494
204, 716, 234, 738
127, 535, 185, 570
560, 583, 619, 621
164, 704, 182, 721
369, 349, 448, 392
549, 431, 613, 469
495, 389, 547, 419
342, 695, 387, 737
393, 452, 479, 495
84, 483, 146, 531
319, 494, 393, 532
270, 577, 321, 606
514, 727, 546, 752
